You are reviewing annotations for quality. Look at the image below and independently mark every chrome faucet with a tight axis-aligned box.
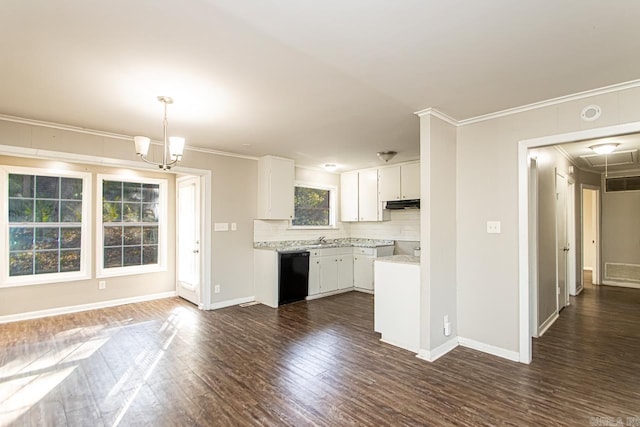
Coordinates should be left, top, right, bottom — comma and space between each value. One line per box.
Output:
318, 236, 327, 244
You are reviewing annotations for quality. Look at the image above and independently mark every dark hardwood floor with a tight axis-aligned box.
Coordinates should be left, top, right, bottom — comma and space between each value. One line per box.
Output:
1, 282, 639, 426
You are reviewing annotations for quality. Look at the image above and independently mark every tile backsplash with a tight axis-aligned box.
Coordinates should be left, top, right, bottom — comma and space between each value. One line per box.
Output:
254, 209, 420, 242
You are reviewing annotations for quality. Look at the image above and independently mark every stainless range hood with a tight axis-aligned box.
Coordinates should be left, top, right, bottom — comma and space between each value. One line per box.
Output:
384, 199, 420, 210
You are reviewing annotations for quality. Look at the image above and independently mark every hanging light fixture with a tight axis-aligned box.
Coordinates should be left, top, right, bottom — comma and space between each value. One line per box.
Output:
134, 96, 185, 170
590, 142, 619, 177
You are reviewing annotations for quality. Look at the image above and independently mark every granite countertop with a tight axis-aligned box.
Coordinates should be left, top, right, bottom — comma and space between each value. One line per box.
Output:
254, 238, 394, 252
376, 255, 420, 265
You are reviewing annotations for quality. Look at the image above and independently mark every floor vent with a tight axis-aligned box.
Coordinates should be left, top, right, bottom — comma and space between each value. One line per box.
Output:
605, 263, 640, 283
606, 175, 640, 192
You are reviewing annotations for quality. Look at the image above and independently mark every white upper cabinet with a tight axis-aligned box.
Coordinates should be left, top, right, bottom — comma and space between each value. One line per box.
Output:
257, 155, 294, 220
400, 162, 420, 199
378, 165, 401, 201
377, 162, 420, 201
358, 169, 379, 221
340, 171, 359, 222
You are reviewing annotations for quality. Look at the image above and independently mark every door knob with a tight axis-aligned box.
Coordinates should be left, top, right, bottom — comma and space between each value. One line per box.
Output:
193, 249, 200, 254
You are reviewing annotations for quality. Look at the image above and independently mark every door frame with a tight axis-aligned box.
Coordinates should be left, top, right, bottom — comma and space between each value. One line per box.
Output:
580, 184, 601, 288
566, 177, 576, 301
554, 169, 569, 313
518, 121, 640, 364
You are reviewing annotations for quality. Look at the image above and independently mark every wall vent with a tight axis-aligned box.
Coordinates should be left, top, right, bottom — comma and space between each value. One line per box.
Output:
605, 263, 640, 283
606, 176, 640, 192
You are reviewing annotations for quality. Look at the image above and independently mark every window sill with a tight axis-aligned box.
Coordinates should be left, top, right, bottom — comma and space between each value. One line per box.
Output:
96, 264, 166, 279
1, 271, 91, 288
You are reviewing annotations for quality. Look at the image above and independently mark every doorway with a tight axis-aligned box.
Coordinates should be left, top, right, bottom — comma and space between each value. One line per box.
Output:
581, 186, 600, 289
176, 175, 202, 306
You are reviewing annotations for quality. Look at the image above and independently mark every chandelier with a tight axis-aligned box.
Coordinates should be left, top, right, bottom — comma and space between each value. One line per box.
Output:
133, 96, 185, 170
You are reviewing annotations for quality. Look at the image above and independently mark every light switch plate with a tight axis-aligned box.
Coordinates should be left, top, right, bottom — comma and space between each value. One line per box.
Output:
487, 221, 501, 234
214, 222, 229, 232
231, 222, 237, 231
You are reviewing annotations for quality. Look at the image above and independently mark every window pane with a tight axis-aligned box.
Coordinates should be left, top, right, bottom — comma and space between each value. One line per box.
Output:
9, 199, 34, 222
61, 201, 82, 222
104, 226, 122, 247
103, 181, 122, 201
103, 202, 122, 222
61, 177, 83, 200
10, 228, 34, 251
60, 250, 81, 272
35, 200, 59, 222
142, 184, 159, 203
36, 176, 59, 199
35, 227, 59, 250
35, 251, 59, 274
143, 226, 158, 245
123, 203, 141, 222
123, 226, 142, 245
123, 182, 142, 202
9, 174, 34, 198
60, 227, 81, 249
143, 245, 158, 265
293, 186, 331, 226
123, 246, 142, 266
142, 203, 158, 222
104, 247, 122, 268
10, 252, 33, 276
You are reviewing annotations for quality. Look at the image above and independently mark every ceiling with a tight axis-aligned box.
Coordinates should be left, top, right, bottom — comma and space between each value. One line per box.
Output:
2, 1, 640, 171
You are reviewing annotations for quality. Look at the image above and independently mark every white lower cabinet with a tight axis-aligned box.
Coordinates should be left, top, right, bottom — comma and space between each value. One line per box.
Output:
308, 248, 354, 296
353, 246, 394, 291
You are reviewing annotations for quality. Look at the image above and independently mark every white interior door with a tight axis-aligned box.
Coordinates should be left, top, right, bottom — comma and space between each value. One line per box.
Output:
177, 176, 201, 306
556, 171, 569, 311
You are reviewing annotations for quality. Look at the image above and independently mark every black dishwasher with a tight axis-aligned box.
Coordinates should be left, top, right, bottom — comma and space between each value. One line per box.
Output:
278, 251, 310, 305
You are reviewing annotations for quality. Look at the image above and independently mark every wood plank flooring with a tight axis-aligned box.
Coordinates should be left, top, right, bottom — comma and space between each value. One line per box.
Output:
1, 284, 639, 426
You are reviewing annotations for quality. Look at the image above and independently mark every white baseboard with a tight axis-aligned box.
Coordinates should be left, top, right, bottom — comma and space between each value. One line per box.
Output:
306, 288, 353, 301
353, 287, 374, 294
457, 337, 520, 362
209, 296, 255, 310
380, 336, 419, 353
583, 267, 593, 271
537, 312, 559, 337
416, 337, 459, 362
0, 291, 177, 324
601, 280, 640, 290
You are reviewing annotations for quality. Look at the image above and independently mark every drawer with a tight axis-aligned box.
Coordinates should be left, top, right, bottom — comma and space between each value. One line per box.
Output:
310, 247, 352, 257
353, 247, 374, 256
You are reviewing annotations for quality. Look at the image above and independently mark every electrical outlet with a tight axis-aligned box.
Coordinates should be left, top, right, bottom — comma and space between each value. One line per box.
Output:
486, 221, 501, 234
98, 280, 106, 290
231, 222, 237, 231
214, 284, 221, 294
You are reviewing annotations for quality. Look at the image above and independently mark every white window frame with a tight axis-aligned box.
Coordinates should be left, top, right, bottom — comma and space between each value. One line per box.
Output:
96, 174, 168, 278
290, 181, 337, 229
1, 165, 92, 288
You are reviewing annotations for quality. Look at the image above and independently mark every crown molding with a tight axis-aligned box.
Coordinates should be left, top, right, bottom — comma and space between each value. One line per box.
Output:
413, 107, 458, 126
458, 79, 640, 126
415, 78, 640, 128
0, 114, 258, 161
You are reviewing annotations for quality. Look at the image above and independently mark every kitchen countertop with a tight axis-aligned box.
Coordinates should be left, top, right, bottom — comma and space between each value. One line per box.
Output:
254, 238, 394, 252
376, 255, 420, 265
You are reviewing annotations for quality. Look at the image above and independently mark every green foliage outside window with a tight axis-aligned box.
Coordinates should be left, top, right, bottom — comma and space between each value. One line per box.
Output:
293, 186, 331, 226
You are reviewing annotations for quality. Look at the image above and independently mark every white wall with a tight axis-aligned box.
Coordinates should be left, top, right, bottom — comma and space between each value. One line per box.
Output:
456, 87, 640, 353
420, 114, 457, 352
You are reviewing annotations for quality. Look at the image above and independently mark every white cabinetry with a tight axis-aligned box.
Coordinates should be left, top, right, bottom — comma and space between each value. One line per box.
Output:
340, 169, 388, 222
400, 162, 420, 200
257, 155, 294, 220
340, 171, 359, 222
378, 162, 420, 201
309, 248, 354, 296
353, 246, 394, 291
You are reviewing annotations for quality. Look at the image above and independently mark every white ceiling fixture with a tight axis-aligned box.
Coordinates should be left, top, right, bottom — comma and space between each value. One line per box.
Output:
377, 151, 397, 163
590, 143, 620, 177
323, 163, 337, 172
590, 143, 619, 155
134, 96, 185, 171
